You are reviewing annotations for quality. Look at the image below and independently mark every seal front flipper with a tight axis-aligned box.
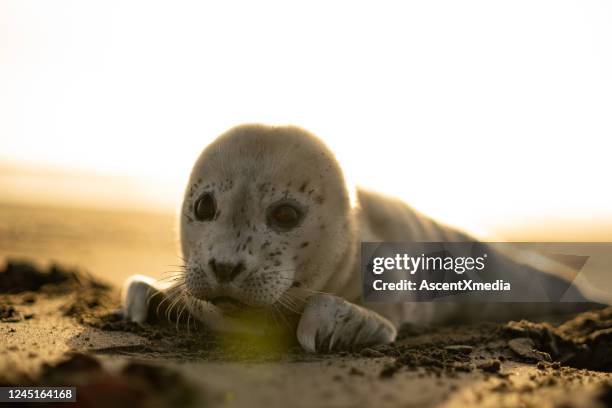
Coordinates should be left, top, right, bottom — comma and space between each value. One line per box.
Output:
121, 274, 179, 323
296, 294, 397, 353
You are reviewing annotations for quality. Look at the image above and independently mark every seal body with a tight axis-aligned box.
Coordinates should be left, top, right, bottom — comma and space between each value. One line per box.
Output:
122, 124, 591, 352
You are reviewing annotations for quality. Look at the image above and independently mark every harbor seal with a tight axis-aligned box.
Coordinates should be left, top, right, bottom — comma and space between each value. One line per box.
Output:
122, 124, 591, 352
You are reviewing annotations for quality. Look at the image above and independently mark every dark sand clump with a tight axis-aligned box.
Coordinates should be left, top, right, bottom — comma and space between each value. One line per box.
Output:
502, 307, 612, 371
371, 307, 612, 380
0, 260, 88, 293
1, 260, 112, 325
13, 353, 203, 408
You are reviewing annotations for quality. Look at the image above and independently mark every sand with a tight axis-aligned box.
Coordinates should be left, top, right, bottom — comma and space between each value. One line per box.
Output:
1, 260, 612, 408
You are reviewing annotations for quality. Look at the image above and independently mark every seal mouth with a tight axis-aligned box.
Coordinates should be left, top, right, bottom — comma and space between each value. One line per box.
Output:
208, 296, 248, 314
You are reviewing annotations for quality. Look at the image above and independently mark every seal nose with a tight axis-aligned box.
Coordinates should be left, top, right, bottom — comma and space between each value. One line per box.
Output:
209, 259, 245, 283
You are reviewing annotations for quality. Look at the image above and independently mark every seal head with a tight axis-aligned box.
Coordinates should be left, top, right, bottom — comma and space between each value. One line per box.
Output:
180, 124, 355, 328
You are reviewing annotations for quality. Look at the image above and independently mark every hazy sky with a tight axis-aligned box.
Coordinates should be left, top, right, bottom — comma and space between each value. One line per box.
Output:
1, 1, 611, 232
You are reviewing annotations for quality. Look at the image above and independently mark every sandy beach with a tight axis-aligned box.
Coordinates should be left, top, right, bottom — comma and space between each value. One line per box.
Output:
0, 203, 611, 407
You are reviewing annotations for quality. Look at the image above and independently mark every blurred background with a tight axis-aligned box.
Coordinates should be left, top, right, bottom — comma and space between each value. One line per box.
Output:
1, 0, 611, 287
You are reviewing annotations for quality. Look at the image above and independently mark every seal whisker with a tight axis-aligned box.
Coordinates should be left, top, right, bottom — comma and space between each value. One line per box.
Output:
166, 291, 184, 322
292, 287, 329, 296
181, 292, 196, 334
276, 296, 300, 315
269, 305, 282, 330
158, 274, 184, 280
273, 304, 292, 329
280, 295, 301, 312
146, 289, 164, 305
275, 305, 291, 330
274, 297, 292, 312
176, 303, 187, 331
283, 290, 307, 301
159, 276, 185, 284
163, 265, 187, 271
162, 293, 178, 321
158, 271, 186, 277
277, 292, 301, 312
155, 276, 186, 288
158, 277, 184, 284
155, 286, 182, 318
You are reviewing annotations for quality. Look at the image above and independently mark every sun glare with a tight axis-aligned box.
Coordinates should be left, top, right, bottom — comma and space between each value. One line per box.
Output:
1, 1, 611, 234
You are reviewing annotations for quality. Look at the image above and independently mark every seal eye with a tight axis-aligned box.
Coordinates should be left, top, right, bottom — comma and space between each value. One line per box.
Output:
268, 203, 302, 230
194, 193, 216, 221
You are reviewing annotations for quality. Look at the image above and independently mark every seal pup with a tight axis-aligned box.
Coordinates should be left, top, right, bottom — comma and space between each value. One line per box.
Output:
122, 124, 592, 352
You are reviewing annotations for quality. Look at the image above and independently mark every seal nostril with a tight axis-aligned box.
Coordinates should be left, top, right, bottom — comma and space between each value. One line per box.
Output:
230, 262, 245, 281
213, 261, 245, 283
